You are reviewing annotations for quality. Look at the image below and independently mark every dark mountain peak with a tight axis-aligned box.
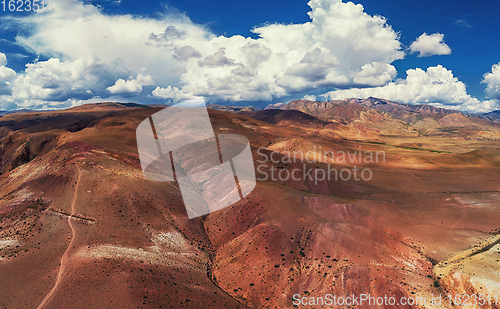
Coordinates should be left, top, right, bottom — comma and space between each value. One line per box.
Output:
483, 110, 500, 119
251, 109, 324, 124
207, 104, 260, 113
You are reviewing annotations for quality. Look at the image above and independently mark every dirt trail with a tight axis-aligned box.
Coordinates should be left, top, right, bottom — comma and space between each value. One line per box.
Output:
37, 165, 82, 309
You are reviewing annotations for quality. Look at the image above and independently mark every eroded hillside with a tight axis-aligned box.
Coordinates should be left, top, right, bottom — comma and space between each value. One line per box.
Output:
0, 102, 498, 308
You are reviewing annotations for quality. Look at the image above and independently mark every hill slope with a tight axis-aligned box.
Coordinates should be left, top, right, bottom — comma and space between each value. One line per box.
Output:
0, 103, 498, 308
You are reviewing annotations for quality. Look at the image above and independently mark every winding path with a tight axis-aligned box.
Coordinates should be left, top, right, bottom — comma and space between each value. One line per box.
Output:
37, 165, 82, 309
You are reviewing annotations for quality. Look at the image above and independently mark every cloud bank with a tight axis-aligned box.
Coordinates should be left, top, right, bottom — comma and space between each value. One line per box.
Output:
1, 0, 402, 108
322, 65, 499, 113
0, 0, 497, 113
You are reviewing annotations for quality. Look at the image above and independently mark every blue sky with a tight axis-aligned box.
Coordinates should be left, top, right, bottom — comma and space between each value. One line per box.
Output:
0, 0, 499, 112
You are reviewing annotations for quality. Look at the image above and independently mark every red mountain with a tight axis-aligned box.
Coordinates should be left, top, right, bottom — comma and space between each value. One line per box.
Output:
0, 102, 498, 308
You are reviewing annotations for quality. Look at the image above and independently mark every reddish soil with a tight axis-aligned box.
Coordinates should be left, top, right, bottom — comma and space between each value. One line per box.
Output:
0, 102, 498, 308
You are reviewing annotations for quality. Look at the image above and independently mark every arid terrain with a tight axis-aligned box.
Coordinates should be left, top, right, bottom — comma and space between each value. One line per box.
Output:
0, 99, 499, 308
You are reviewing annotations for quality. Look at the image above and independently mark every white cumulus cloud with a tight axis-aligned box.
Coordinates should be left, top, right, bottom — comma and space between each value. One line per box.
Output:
483, 63, 500, 100
322, 65, 497, 113
107, 74, 154, 94
12, 57, 123, 105
409, 33, 451, 57
152, 85, 197, 101
9, 0, 403, 106
0, 52, 16, 96
1, 0, 495, 113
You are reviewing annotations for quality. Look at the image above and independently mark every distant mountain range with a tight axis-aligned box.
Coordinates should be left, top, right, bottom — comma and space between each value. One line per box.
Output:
272, 97, 468, 119
266, 97, 500, 122
267, 97, 499, 125
0, 102, 154, 117
207, 104, 259, 113
483, 110, 500, 121
240, 97, 500, 142
0, 109, 34, 117
1, 99, 499, 133
344, 97, 456, 117
1, 98, 498, 119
